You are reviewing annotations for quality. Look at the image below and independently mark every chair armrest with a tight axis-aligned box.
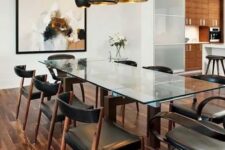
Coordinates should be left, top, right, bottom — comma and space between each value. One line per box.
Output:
196, 96, 225, 120
149, 112, 225, 143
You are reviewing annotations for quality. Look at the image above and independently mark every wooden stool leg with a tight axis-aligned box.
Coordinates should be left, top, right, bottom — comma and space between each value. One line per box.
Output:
35, 110, 42, 143
23, 99, 31, 130
212, 59, 216, 75
221, 59, 225, 75
80, 83, 85, 102
95, 86, 99, 108
205, 59, 211, 75
216, 59, 220, 75
16, 92, 22, 119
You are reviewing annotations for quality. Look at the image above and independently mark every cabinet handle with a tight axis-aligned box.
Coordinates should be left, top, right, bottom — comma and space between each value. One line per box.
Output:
189, 19, 192, 25
186, 18, 188, 25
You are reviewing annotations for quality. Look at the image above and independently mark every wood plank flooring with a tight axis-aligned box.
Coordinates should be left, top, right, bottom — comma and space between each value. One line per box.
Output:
0, 83, 225, 150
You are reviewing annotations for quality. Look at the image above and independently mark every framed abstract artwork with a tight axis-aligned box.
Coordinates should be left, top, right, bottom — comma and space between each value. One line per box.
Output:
16, 0, 86, 54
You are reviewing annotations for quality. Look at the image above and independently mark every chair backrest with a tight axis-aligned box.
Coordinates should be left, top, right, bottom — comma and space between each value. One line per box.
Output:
191, 75, 225, 85
143, 66, 173, 74
33, 75, 61, 97
57, 92, 100, 123
47, 54, 75, 81
14, 65, 35, 78
48, 54, 75, 60
114, 60, 137, 67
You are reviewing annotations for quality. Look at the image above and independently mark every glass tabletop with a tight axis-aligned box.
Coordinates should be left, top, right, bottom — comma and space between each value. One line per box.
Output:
40, 58, 224, 104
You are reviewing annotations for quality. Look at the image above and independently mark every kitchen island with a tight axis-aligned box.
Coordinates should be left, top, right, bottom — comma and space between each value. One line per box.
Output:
202, 44, 225, 75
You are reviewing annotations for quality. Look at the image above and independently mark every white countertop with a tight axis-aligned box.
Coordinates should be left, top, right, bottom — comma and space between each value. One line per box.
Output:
186, 42, 209, 44
203, 43, 225, 49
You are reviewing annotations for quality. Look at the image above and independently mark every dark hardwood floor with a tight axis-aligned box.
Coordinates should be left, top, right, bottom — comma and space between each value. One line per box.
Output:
0, 83, 225, 150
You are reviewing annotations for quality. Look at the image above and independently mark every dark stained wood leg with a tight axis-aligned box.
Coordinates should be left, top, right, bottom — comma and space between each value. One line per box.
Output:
47, 100, 58, 150
216, 59, 220, 75
104, 96, 135, 122
205, 59, 211, 75
136, 102, 139, 112
147, 104, 161, 149
16, 92, 22, 119
80, 83, 85, 102
212, 59, 215, 75
23, 99, 31, 130
63, 77, 84, 92
95, 86, 99, 108
221, 59, 225, 75
100, 88, 108, 107
122, 105, 125, 126
34, 109, 42, 143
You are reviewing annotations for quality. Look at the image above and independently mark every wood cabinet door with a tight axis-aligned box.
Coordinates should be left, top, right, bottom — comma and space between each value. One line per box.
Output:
185, 44, 202, 71
208, 0, 221, 27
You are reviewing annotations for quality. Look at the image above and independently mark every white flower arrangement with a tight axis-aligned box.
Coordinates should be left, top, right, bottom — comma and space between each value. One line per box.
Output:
109, 33, 127, 49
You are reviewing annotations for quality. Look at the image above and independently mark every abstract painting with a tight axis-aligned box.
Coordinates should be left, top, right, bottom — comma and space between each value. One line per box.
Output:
16, 0, 86, 54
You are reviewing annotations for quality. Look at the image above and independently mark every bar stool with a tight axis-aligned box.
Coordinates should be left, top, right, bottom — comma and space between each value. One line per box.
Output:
205, 55, 225, 75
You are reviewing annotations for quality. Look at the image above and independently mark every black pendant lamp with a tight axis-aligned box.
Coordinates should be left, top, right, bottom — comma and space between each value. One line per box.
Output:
75, 0, 91, 7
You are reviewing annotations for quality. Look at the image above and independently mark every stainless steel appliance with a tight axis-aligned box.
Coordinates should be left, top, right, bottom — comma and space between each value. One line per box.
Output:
209, 27, 221, 42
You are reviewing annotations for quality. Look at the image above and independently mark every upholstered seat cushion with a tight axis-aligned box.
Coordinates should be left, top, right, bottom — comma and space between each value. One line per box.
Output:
21, 86, 41, 100
206, 55, 225, 60
41, 96, 93, 122
166, 122, 225, 150
171, 102, 225, 123
65, 121, 141, 150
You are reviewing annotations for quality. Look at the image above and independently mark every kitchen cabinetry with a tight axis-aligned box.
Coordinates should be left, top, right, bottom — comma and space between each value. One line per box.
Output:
208, 0, 221, 27
186, 0, 222, 27
185, 44, 202, 71
186, 0, 209, 26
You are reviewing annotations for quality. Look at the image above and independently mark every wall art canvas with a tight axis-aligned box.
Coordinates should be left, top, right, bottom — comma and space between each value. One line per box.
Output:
16, 0, 86, 54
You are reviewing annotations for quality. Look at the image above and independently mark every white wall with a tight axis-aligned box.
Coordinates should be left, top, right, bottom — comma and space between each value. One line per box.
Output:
0, 0, 149, 89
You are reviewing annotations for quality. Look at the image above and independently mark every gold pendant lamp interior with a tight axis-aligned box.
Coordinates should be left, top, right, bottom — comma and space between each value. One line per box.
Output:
119, 0, 147, 3
89, 0, 118, 5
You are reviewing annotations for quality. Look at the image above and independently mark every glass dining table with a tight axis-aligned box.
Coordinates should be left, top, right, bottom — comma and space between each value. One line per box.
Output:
40, 58, 224, 149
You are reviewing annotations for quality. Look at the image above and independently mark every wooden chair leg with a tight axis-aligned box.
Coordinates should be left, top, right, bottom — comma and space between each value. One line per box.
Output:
61, 118, 70, 150
136, 102, 139, 112
34, 110, 42, 143
16, 92, 22, 119
80, 83, 85, 102
122, 105, 125, 126
205, 59, 211, 75
23, 99, 31, 130
95, 86, 99, 108
47, 101, 58, 150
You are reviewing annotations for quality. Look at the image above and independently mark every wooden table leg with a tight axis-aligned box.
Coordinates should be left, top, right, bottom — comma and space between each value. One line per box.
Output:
104, 96, 135, 122
63, 77, 84, 92
147, 104, 161, 149
99, 87, 108, 107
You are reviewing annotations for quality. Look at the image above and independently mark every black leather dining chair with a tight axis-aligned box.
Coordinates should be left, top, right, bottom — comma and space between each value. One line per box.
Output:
14, 65, 41, 130
114, 60, 139, 125
47, 54, 99, 107
57, 92, 143, 150
33, 75, 93, 150
149, 111, 225, 150
143, 66, 173, 74
170, 75, 225, 129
